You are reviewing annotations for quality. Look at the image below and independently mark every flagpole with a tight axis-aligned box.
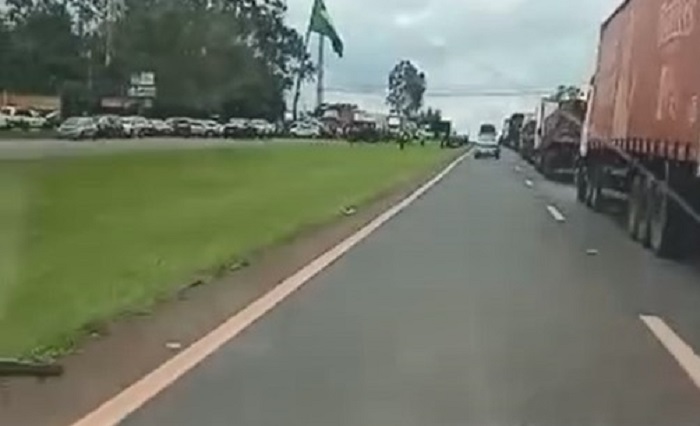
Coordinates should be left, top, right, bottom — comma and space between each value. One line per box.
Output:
316, 33, 325, 111
291, 28, 311, 122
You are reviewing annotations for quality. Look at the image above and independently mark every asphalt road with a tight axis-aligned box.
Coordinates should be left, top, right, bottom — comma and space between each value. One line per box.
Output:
122, 150, 700, 425
0, 137, 318, 159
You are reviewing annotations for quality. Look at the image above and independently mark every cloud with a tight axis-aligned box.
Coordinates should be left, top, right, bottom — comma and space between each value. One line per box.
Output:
288, 0, 620, 132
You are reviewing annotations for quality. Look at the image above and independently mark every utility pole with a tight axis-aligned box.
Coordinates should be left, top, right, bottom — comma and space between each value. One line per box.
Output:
316, 34, 325, 112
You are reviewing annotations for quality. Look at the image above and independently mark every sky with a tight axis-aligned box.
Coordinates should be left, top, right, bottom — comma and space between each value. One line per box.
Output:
287, 0, 621, 133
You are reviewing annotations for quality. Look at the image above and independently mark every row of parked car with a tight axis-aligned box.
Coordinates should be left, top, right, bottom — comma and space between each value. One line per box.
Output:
56, 115, 281, 140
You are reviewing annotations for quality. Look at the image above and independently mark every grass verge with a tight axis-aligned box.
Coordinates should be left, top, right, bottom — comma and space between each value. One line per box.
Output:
0, 143, 451, 357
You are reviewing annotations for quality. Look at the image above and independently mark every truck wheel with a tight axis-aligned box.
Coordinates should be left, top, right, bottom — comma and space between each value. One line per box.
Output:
586, 165, 604, 211
575, 165, 587, 203
627, 174, 646, 241
649, 179, 683, 258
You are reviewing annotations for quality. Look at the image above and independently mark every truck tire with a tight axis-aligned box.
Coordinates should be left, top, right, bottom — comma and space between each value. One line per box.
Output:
586, 164, 604, 211
649, 179, 683, 258
575, 165, 587, 203
627, 174, 650, 242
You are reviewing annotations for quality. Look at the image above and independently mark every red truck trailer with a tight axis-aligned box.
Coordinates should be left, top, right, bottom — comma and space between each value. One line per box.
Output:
578, 0, 700, 258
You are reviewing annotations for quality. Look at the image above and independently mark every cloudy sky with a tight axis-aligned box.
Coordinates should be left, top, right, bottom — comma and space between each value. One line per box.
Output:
286, 0, 620, 133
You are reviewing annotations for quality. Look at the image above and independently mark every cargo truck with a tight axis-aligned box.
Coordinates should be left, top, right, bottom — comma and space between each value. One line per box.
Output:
578, 0, 700, 258
501, 113, 525, 150
535, 98, 586, 178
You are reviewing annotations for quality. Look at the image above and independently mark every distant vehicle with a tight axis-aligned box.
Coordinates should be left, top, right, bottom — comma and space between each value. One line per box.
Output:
519, 116, 537, 162
201, 120, 223, 137
96, 115, 126, 138
501, 113, 525, 150
189, 119, 207, 137
249, 119, 275, 138
478, 123, 497, 137
0, 106, 47, 129
0, 112, 9, 130
57, 117, 98, 140
534, 98, 585, 178
150, 119, 173, 136
122, 116, 151, 137
168, 117, 192, 137
474, 131, 500, 159
224, 118, 252, 138
290, 121, 321, 138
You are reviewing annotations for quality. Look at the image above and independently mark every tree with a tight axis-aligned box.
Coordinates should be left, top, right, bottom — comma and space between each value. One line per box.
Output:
386, 60, 426, 118
1, 0, 311, 120
418, 107, 442, 128
550, 85, 582, 102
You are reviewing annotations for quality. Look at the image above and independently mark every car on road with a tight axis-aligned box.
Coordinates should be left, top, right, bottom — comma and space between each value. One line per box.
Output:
57, 117, 99, 140
474, 126, 500, 159
289, 121, 321, 139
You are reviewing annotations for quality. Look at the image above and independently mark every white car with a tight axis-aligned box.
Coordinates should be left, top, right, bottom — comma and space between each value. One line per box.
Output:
201, 120, 223, 137
250, 119, 275, 138
122, 116, 151, 137
289, 122, 321, 138
189, 120, 207, 137
474, 132, 501, 159
0, 106, 47, 129
0, 113, 9, 130
57, 117, 98, 140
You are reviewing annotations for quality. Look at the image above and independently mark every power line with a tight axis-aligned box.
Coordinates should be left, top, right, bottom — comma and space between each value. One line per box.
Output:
324, 87, 551, 98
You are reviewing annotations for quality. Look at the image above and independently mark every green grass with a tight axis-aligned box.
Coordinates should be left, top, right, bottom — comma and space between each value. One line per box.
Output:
0, 143, 451, 357
0, 129, 58, 139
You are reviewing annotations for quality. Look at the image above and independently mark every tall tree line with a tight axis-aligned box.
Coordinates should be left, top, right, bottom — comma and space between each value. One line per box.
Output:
0, 0, 314, 119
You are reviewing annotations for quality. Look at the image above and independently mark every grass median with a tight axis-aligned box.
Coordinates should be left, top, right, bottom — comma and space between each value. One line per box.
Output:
0, 143, 452, 357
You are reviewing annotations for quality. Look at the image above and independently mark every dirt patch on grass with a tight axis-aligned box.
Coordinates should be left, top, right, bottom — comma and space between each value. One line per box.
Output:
0, 150, 463, 426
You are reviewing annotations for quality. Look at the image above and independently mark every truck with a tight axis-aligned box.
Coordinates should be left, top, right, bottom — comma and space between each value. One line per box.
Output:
501, 113, 525, 150
519, 113, 537, 163
578, 0, 700, 258
534, 98, 586, 177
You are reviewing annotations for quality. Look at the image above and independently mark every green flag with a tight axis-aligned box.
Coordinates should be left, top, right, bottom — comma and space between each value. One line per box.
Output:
309, 0, 344, 57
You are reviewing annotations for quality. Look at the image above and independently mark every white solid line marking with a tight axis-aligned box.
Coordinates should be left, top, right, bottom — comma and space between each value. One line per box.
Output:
641, 315, 700, 390
546, 205, 566, 223
70, 153, 469, 426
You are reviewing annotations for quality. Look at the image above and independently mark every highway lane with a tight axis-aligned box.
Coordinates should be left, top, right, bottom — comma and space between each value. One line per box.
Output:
0, 137, 321, 159
121, 150, 700, 425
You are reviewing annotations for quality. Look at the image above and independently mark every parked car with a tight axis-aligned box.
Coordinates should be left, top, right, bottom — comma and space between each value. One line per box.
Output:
96, 115, 126, 138
168, 117, 192, 137
150, 119, 173, 136
57, 117, 98, 140
122, 116, 151, 137
249, 119, 275, 138
290, 121, 321, 138
0, 112, 9, 130
201, 120, 223, 137
0, 106, 47, 129
224, 118, 253, 138
189, 119, 207, 137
